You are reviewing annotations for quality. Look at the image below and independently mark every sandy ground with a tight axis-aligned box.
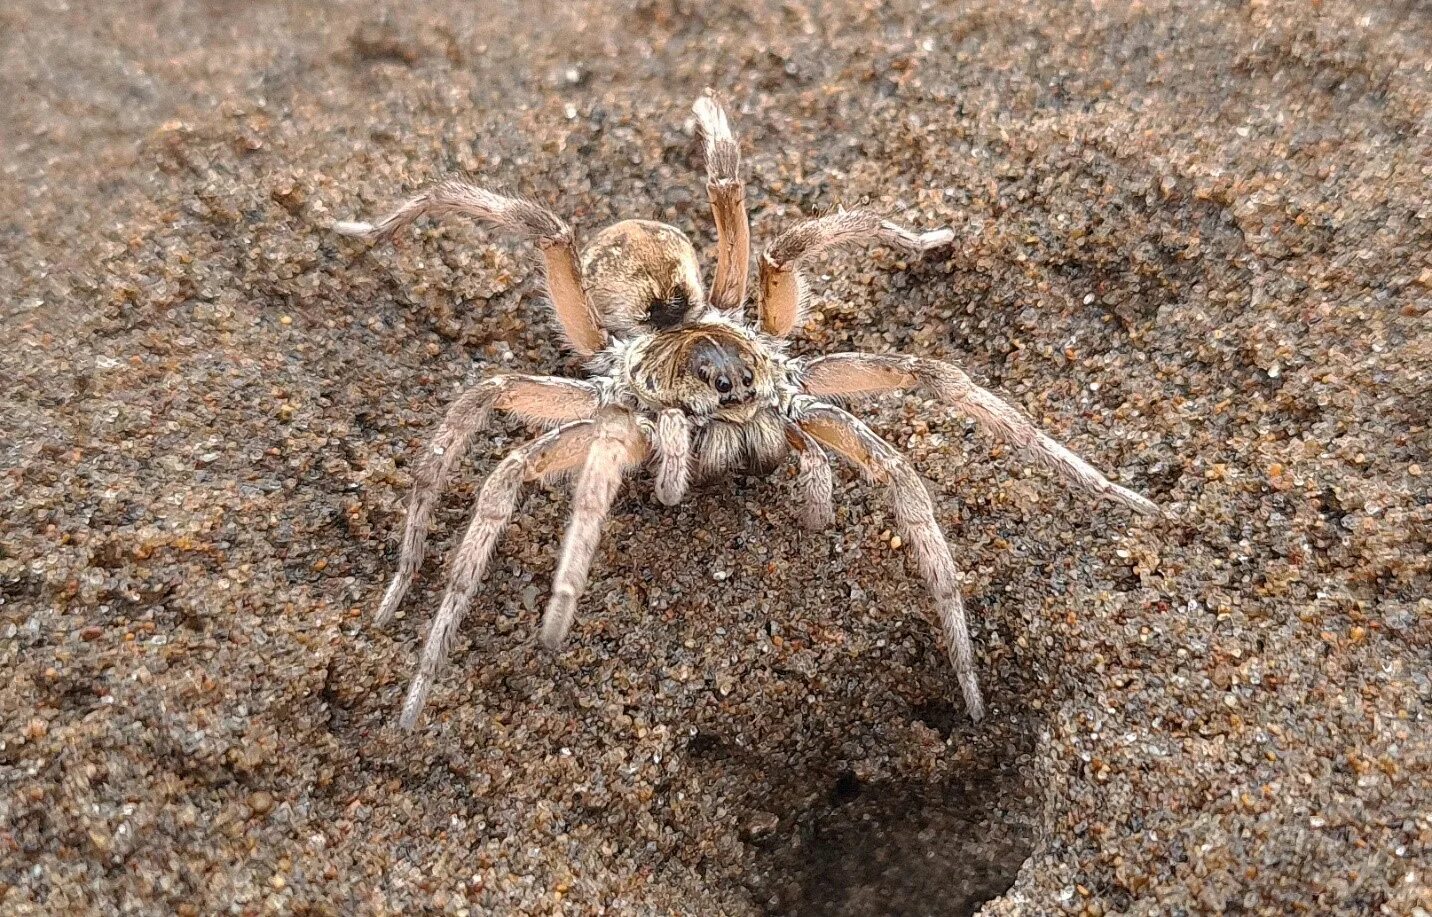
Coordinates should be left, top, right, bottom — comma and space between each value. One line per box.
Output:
2, 0, 1429, 914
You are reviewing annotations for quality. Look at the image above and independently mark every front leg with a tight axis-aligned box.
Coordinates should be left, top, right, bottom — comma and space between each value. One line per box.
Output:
693, 91, 750, 313
758, 211, 953, 337
800, 352, 1160, 516
334, 179, 607, 354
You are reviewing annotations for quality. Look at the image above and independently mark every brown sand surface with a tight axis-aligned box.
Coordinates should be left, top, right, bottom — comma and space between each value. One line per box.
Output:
2, 1, 1428, 913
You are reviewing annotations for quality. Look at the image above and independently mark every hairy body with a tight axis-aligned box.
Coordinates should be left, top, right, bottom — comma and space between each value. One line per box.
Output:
335, 92, 1161, 730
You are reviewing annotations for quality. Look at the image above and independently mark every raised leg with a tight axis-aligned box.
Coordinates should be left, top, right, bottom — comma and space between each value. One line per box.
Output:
334, 178, 607, 354
375, 375, 601, 627
800, 352, 1160, 516
758, 210, 953, 337
539, 409, 648, 649
653, 409, 692, 506
786, 424, 835, 530
797, 403, 985, 721
398, 420, 597, 729
693, 91, 749, 312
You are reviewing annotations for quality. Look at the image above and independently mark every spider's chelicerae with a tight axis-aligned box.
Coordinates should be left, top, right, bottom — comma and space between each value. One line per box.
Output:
336, 93, 1161, 730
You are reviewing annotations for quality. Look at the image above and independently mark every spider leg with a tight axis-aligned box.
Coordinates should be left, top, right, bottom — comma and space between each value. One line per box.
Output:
758, 210, 953, 337
797, 403, 985, 721
786, 424, 835, 530
376, 375, 601, 626
653, 409, 692, 506
539, 408, 648, 649
334, 178, 607, 354
693, 90, 749, 313
398, 420, 597, 730
800, 352, 1161, 516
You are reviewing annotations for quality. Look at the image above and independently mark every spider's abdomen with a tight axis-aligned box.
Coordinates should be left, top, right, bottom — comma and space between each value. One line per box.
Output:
580, 220, 706, 336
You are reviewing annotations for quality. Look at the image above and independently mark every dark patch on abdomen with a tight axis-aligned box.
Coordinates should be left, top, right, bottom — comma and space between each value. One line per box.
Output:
648, 288, 692, 329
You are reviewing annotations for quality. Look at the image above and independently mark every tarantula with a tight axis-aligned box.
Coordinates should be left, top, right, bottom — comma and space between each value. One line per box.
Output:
335, 92, 1160, 730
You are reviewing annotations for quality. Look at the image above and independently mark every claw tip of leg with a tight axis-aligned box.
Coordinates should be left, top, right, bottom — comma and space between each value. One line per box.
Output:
333, 220, 375, 237
375, 582, 406, 626
398, 701, 422, 732
924, 228, 956, 249
655, 488, 683, 507
959, 673, 986, 722
1108, 486, 1162, 520
538, 614, 570, 652
540, 592, 578, 650
1136, 496, 1166, 519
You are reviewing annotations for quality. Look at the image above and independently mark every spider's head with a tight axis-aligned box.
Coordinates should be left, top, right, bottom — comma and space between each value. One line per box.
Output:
581, 219, 708, 337
629, 321, 778, 422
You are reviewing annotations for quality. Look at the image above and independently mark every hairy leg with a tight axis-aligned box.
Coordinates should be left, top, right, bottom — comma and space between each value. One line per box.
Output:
786, 424, 835, 530
334, 178, 607, 354
758, 210, 953, 337
693, 91, 750, 312
801, 352, 1160, 516
539, 409, 648, 649
798, 403, 985, 721
653, 409, 692, 506
375, 375, 601, 626
398, 420, 596, 729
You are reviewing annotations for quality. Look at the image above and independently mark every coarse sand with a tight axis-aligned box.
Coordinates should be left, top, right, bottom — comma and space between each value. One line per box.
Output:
1, 1, 1428, 913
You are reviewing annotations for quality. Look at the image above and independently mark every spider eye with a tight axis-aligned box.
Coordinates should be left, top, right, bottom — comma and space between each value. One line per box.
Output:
714, 375, 734, 394
741, 369, 754, 386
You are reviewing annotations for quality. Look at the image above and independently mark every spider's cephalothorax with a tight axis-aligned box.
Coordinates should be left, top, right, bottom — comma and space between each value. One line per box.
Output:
335, 92, 1163, 730
620, 318, 790, 478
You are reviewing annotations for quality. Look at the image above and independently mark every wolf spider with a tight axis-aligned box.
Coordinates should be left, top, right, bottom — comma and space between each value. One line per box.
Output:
335, 92, 1160, 730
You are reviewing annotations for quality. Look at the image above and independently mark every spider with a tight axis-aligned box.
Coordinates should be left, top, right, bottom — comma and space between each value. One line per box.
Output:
335, 92, 1161, 730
